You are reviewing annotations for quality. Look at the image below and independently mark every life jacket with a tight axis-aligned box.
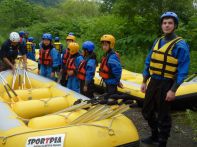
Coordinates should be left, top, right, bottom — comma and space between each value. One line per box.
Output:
19, 37, 23, 44
99, 50, 120, 79
54, 42, 62, 53
62, 49, 70, 64
77, 60, 87, 80
149, 36, 182, 79
39, 48, 52, 66
26, 41, 33, 52
66, 53, 80, 76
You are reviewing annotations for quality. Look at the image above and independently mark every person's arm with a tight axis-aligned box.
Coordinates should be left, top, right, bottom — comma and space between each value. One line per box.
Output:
142, 49, 153, 83
0, 41, 15, 71
51, 48, 60, 73
171, 42, 190, 92
108, 54, 122, 84
85, 59, 96, 85
76, 55, 83, 68
22, 54, 27, 69
166, 41, 190, 102
3, 57, 15, 69
74, 55, 83, 75
32, 44, 36, 54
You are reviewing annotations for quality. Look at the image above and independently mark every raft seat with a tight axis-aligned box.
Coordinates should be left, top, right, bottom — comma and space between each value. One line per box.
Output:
12, 96, 70, 119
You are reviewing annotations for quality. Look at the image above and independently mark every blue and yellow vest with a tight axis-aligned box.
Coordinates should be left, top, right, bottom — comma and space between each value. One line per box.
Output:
26, 41, 33, 52
54, 42, 62, 53
149, 37, 182, 79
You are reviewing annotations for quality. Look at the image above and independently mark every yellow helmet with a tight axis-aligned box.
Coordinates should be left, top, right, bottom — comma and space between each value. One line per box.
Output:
100, 34, 115, 49
66, 35, 76, 42
68, 42, 79, 55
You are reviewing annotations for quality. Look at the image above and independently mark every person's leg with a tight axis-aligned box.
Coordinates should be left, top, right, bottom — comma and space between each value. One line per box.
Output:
85, 80, 95, 99
40, 65, 46, 77
80, 80, 85, 95
71, 77, 80, 93
67, 77, 72, 90
104, 84, 117, 99
141, 79, 159, 144
46, 67, 53, 80
60, 73, 66, 86
157, 80, 173, 147
0, 60, 9, 72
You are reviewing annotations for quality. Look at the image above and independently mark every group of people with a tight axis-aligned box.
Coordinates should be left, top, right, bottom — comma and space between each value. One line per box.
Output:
0, 11, 190, 147
38, 32, 122, 99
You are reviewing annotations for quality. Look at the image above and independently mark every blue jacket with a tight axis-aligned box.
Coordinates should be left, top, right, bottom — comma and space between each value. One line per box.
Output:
50, 48, 61, 68
85, 58, 96, 84
143, 37, 190, 85
103, 50, 122, 85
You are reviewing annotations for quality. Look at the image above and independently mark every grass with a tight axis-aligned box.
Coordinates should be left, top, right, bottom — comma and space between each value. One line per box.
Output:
186, 110, 197, 142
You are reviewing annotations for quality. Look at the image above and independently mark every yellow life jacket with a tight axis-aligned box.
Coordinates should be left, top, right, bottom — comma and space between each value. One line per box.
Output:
149, 36, 182, 79
54, 42, 62, 52
26, 41, 33, 52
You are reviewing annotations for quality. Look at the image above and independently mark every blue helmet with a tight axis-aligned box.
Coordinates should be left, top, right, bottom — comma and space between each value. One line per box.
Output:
68, 32, 74, 36
82, 41, 95, 52
19, 31, 25, 37
160, 12, 179, 27
42, 33, 52, 41
54, 37, 60, 42
28, 37, 34, 42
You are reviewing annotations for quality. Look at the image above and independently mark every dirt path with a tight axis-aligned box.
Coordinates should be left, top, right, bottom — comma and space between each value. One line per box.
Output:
124, 107, 197, 147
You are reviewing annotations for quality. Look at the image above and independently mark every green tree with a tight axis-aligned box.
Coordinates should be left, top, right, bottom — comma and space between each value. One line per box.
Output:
0, 0, 41, 28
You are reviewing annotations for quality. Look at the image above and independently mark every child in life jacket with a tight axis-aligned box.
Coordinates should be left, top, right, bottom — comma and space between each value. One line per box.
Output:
66, 42, 83, 93
77, 41, 97, 98
99, 34, 122, 99
38, 33, 60, 80
59, 34, 76, 86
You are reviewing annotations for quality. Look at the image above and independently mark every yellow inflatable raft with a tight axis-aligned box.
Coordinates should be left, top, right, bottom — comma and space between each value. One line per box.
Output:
94, 68, 197, 109
0, 70, 139, 147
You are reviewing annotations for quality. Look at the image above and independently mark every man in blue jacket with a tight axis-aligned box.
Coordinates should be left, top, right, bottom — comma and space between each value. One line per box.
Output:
99, 34, 122, 98
26, 37, 36, 61
141, 12, 190, 147
77, 41, 97, 98
38, 33, 60, 80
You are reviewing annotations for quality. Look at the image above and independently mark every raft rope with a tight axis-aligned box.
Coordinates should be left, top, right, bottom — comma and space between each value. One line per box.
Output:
0, 115, 121, 145
38, 94, 70, 107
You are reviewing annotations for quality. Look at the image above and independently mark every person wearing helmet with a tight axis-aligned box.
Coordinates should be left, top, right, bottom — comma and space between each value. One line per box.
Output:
26, 37, 36, 61
141, 12, 190, 147
99, 34, 122, 100
59, 33, 76, 86
19, 31, 26, 52
66, 42, 83, 93
54, 37, 63, 54
77, 41, 97, 98
0, 32, 27, 72
24, 32, 29, 42
38, 33, 61, 80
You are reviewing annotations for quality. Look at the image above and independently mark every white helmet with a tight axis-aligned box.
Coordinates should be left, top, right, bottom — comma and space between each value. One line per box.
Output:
9, 32, 20, 42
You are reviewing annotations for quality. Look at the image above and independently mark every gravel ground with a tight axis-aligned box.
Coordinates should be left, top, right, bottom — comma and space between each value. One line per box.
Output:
124, 107, 197, 147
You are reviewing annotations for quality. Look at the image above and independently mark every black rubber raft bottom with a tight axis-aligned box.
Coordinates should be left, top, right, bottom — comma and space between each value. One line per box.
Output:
94, 85, 197, 110
117, 140, 140, 147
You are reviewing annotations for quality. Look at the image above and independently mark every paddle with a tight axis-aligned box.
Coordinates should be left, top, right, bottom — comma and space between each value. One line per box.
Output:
0, 73, 18, 101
